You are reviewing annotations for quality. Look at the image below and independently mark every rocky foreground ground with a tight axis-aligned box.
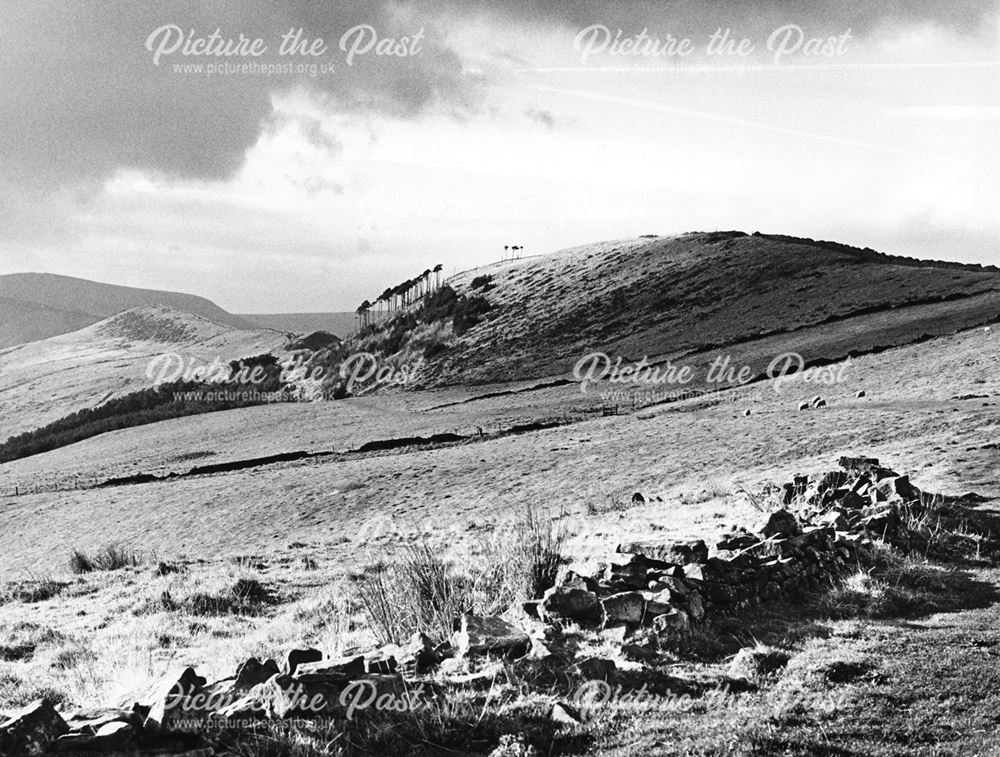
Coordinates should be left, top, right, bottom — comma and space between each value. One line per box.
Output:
1, 455, 996, 756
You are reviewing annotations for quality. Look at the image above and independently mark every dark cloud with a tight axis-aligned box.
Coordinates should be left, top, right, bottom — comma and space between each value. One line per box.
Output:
0, 0, 477, 188
1, 0, 993, 190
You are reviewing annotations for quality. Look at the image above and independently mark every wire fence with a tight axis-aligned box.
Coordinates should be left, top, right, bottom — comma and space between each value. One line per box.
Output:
2, 478, 105, 497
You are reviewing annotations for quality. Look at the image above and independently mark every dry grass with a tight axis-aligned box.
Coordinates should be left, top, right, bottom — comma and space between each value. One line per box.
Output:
352, 507, 568, 644
69, 543, 144, 574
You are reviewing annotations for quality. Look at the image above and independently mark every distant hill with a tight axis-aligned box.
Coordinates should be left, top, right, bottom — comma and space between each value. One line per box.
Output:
239, 312, 357, 339
0, 272, 253, 348
0, 305, 286, 438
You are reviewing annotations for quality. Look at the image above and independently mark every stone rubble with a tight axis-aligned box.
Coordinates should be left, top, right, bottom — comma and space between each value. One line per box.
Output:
0, 457, 937, 755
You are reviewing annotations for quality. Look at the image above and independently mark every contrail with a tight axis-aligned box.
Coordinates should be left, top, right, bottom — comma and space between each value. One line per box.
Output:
523, 83, 973, 165
518, 61, 1000, 74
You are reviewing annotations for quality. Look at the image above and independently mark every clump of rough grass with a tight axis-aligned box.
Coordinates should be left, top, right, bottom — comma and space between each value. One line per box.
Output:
0, 670, 71, 708
157, 576, 276, 616
2, 576, 67, 603
352, 507, 568, 644
352, 541, 470, 645
70, 544, 143, 574
477, 506, 568, 610
898, 492, 996, 561
0, 622, 66, 662
586, 492, 631, 515
813, 541, 956, 619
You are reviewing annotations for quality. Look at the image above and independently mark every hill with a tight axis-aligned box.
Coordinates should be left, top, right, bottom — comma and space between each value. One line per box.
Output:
363, 232, 1000, 385
0, 272, 253, 348
0, 305, 286, 439
239, 312, 357, 339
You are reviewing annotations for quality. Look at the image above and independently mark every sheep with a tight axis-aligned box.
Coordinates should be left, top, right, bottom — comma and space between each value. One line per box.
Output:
743, 408, 751, 416
814, 398, 827, 408
798, 401, 810, 411
856, 390, 866, 398
985, 326, 993, 334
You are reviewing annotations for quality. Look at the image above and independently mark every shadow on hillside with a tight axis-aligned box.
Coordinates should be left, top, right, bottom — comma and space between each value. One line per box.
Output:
695, 562, 1000, 659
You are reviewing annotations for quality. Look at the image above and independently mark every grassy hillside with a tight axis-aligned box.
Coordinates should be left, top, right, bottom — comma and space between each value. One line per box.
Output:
0, 305, 287, 438
0, 318, 998, 574
0, 272, 253, 348
370, 232, 1000, 385
240, 312, 357, 339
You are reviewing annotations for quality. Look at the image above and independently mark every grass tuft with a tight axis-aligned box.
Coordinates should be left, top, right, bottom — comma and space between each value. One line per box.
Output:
70, 544, 143, 574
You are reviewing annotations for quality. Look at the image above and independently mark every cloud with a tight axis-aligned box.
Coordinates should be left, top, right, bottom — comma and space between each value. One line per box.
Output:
526, 107, 556, 128
0, 1, 478, 189
888, 105, 1000, 121
466, 0, 998, 38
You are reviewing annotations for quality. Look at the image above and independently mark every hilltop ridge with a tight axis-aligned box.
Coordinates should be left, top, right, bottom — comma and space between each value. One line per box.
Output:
0, 272, 253, 348
355, 231, 1000, 385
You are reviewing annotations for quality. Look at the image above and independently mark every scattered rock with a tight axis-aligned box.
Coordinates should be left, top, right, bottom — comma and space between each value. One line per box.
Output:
757, 509, 802, 539
234, 657, 280, 691
621, 643, 658, 662
294, 655, 366, 682
652, 608, 690, 636
601, 591, 646, 626
282, 648, 323, 677
489, 733, 543, 757
453, 615, 530, 658
600, 624, 629, 643
0, 699, 68, 756
618, 540, 708, 565
138, 667, 208, 732
574, 657, 616, 680
728, 647, 790, 682
550, 702, 583, 725
539, 586, 604, 624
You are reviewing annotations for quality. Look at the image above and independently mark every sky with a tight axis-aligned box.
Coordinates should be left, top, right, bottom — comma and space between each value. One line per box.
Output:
0, 0, 998, 313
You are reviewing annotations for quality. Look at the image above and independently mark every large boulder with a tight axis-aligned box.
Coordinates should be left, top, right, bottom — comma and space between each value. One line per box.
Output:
0, 699, 68, 755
